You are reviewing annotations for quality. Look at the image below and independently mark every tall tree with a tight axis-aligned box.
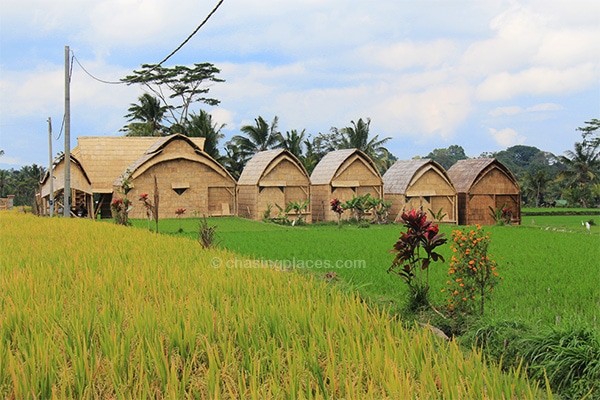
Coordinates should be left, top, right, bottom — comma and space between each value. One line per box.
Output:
122, 63, 224, 128
521, 169, 552, 207
330, 118, 392, 173
1, 164, 45, 206
228, 116, 281, 167
276, 129, 306, 160
122, 93, 168, 136
557, 141, 600, 207
185, 110, 225, 160
222, 142, 246, 180
426, 145, 467, 170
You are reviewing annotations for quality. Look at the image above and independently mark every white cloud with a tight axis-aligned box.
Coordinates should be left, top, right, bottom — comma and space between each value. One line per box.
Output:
489, 127, 526, 147
476, 64, 597, 101
489, 106, 523, 116
527, 103, 563, 112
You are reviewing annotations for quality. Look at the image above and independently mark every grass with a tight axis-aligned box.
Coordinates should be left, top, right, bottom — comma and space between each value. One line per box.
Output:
0, 211, 549, 399
140, 215, 600, 330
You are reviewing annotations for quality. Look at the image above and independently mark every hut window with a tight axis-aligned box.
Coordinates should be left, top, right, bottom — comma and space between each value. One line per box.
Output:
172, 182, 190, 196
423, 196, 431, 203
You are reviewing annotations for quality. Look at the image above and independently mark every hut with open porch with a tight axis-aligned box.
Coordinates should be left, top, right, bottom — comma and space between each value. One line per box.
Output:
39, 154, 93, 217
447, 158, 521, 225
237, 149, 311, 222
310, 148, 383, 222
383, 158, 457, 223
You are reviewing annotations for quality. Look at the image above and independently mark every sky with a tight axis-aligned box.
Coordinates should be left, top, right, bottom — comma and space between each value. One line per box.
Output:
1, 0, 599, 170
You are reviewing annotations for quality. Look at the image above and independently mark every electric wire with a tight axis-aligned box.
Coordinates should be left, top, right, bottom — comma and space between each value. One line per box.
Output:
153, 0, 224, 68
70, 0, 224, 84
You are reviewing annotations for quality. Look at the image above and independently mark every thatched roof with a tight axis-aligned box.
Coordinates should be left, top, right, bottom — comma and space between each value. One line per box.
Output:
310, 148, 380, 185
114, 134, 231, 187
238, 149, 308, 186
447, 158, 517, 193
39, 154, 92, 197
383, 158, 452, 194
71, 135, 205, 193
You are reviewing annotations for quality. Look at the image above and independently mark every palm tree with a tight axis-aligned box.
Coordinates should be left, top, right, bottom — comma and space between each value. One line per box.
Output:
185, 110, 225, 160
222, 142, 246, 180
229, 115, 281, 166
557, 141, 600, 207
331, 118, 392, 173
276, 129, 306, 160
122, 93, 169, 136
521, 169, 551, 207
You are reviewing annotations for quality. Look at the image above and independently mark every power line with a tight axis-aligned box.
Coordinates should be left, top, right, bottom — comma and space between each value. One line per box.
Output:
154, 0, 224, 67
72, 53, 123, 85
71, 0, 225, 85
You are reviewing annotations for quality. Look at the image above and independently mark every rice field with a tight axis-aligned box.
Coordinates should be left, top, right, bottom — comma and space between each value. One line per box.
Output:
148, 215, 599, 330
0, 211, 549, 399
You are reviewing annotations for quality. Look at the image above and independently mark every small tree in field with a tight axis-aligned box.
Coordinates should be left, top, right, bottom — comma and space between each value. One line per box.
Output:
444, 225, 501, 315
388, 209, 447, 311
330, 198, 344, 228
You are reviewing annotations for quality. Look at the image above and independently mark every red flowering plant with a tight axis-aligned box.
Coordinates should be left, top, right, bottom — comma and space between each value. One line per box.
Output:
443, 225, 500, 315
388, 209, 447, 310
489, 202, 512, 225
110, 197, 130, 226
175, 208, 186, 232
330, 198, 344, 227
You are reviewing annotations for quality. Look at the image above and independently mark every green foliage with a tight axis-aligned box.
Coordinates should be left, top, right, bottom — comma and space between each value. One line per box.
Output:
110, 197, 130, 226
330, 117, 393, 174
121, 63, 223, 127
428, 207, 447, 222
459, 319, 531, 370
521, 326, 600, 399
426, 145, 467, 170
198, 215, 218, 248
0, 164, 45, 206
445, 225, 500, 316
489, 203, 513, 225
368, 196, 392, 224
388, 209, 447, 311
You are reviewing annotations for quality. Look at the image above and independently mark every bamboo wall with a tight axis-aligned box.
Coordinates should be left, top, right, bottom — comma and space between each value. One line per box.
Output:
386, 168, 457, 223
460, 169, 521, 225
238, 157, 311, 222
311, 156, 383, 223
122, 159, 235, 219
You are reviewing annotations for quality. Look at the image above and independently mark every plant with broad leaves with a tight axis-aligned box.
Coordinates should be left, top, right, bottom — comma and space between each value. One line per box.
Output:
388, 209, 447, 310
330, 198, 344, 227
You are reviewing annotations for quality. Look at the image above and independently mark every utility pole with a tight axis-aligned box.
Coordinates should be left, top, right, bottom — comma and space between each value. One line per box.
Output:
64, 45, 71, 218
48, 117, 54, 217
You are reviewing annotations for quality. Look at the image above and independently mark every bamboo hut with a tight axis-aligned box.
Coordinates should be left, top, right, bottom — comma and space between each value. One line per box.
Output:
113, 134, 236, 219
310, 149, 383, 222
237, 149, 311, 222
383, 159, 457, 223
39, 154, 93, 217
447, 158, 521, 225
69, 135, 205, 218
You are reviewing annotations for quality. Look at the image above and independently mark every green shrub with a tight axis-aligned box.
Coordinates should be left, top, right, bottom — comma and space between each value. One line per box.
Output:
521, 326, 600, 399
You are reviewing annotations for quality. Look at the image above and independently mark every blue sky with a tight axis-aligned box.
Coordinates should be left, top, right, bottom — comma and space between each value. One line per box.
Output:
1, 0, 598, 170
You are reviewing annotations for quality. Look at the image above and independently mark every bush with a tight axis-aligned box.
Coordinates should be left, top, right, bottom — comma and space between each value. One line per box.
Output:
521, 326, 600, 399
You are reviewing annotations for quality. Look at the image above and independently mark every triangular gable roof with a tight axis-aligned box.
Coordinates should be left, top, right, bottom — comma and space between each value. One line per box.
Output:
40, 153, 91, 186
310, 148, 380, 185
114, 134, 231, 187
237, 149, 308, 186
71, 135, 205, 193
447, 158, 517, 193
